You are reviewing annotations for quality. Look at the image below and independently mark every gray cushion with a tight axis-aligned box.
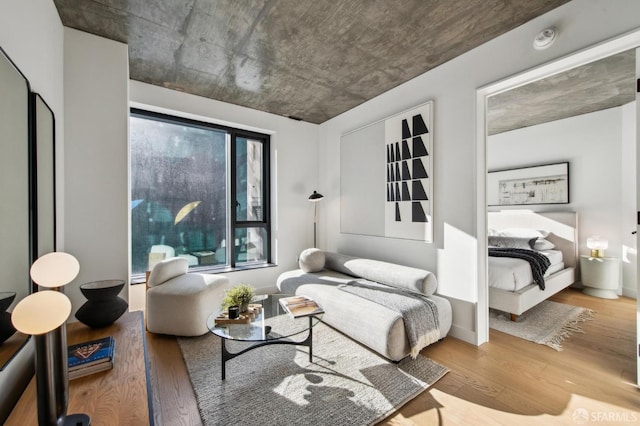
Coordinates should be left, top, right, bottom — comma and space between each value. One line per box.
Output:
533, 238, 555, 251
298, 248, 325, 272
323, 251, 437, 296
488, 236, 536, 250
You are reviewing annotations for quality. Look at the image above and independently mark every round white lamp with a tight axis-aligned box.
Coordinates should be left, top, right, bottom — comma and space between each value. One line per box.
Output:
11, 252, 90, 426
587, 236, 608, 258
30, 251, 80, 289
12, 291, 71, 335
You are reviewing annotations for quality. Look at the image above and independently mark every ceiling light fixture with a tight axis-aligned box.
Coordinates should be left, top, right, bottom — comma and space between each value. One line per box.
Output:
533, 26, 558, 50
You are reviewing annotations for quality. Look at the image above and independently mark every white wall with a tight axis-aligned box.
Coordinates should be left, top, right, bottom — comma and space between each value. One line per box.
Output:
621, 102, 638, 298
318, 0, 640, 343
488, 105, 636, 296
63, 28, 130, 317
129, 81, 319, 292
0, 6, 319, 418
0, 1, 64, 420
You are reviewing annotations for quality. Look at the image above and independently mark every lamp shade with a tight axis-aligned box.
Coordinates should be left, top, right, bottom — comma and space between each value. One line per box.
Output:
586, 235, 608, 258
586, 236, 608, 250
308, 190, 324, 202
30, 252, 80, 288
11, 291, 71, 335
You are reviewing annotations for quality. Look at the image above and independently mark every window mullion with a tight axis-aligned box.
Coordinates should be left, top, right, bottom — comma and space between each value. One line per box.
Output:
229, 131, 237, 268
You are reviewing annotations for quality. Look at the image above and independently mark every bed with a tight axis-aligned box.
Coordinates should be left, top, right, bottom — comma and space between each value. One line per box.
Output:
487, 210, 578, 320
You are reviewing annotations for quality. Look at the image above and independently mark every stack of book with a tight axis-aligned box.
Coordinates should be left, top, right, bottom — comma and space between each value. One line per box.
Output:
68, 336, 116, 380
279, 295, 324, 318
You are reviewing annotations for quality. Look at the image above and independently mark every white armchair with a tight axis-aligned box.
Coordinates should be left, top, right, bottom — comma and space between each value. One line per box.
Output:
146, 257, 230, 336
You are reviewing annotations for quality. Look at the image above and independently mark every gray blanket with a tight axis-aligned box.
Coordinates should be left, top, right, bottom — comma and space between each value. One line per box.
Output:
339, 280, 440, 359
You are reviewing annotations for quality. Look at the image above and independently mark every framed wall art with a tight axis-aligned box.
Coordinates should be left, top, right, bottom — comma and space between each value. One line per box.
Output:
384, 101, 433, 241
487, 162, 569, 206
340, 100, 433, 242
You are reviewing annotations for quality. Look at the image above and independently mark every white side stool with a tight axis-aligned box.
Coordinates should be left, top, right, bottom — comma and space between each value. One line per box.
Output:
579, 255, 620, 299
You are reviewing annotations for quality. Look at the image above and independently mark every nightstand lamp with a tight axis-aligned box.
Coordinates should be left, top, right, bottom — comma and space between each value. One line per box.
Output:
581, 236, 619, 299
586, 235, 608, 258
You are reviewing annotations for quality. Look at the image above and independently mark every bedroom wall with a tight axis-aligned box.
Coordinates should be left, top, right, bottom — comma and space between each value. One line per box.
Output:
317, 0, 640, 344
0, 0, 64, 420
488, 104, 637, 297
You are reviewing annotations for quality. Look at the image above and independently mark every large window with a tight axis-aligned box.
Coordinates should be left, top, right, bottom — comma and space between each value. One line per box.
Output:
129, 109, 270, 277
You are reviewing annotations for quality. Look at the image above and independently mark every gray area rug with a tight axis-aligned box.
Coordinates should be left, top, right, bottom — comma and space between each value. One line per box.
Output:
178, 322, 448, 426
490, 300, 596, 351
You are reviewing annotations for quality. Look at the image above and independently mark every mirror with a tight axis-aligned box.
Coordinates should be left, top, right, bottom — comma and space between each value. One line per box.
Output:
32, 93, 56, 257
0, 47, 31, 370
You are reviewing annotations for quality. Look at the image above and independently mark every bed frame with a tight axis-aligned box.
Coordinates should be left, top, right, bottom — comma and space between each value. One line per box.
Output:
487, 210, 578, 319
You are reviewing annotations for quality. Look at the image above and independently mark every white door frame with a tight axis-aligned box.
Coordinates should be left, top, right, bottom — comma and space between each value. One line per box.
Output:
475, 28, 640, 346
635, 46, 640, 384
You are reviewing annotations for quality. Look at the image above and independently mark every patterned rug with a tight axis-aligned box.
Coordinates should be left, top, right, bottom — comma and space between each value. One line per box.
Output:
490, 300, 596, 350
178, 322, 448, 426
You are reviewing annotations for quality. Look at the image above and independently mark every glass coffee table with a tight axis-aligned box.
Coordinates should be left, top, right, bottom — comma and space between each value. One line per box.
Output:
207, 294, 323, 380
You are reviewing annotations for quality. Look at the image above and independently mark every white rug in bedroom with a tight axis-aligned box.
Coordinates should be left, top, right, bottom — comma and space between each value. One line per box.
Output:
489, 300, 596, 351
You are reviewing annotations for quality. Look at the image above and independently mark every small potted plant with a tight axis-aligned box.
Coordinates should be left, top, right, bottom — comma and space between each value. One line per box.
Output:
222, 284, 255, 313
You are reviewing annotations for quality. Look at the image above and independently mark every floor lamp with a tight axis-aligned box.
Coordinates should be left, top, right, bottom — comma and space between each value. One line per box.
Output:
11, 252, 90, 426
308, 190, 324, 248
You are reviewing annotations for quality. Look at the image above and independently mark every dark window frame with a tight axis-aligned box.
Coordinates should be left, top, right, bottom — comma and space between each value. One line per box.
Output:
129, 108, 272, 280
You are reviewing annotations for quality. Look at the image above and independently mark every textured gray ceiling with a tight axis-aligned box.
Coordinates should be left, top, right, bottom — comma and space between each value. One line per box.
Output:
488, 49, 635, 135
53, 0, 569, 124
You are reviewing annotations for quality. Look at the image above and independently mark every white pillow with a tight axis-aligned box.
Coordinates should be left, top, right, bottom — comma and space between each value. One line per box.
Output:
148, 257, 188, 287
534, 238, 555, 251
497, 228, 549, 239
298, 248, 325, 273
488, 236, 536, 250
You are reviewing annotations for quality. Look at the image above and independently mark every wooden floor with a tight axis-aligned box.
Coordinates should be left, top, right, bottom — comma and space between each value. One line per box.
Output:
135, 287, 640, 425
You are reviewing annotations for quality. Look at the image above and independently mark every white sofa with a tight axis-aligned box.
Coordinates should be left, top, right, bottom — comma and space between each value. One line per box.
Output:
277, 249, 452, 361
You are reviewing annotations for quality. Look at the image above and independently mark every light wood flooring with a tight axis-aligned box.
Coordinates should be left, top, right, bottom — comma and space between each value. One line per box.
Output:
131, 286, 640, 425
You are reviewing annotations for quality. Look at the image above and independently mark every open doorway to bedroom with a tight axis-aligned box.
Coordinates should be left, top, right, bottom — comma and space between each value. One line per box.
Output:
476, 30, 640, 383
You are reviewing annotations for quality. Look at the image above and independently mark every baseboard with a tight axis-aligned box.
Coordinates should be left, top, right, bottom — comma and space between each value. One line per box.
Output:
621, 286, 637, 300
447, 324, 477, 346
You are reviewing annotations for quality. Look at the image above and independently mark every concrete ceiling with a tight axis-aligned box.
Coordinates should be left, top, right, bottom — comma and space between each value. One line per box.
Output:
53, 0, 570, 124
488, 49, 636, 135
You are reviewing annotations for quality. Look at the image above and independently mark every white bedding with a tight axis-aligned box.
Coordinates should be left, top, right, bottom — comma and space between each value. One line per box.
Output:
489, 249, 564, 292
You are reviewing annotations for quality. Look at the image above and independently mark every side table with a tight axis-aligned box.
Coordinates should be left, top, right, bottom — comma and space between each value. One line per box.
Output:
6, 311, 153, 425
580, 255, 620, 299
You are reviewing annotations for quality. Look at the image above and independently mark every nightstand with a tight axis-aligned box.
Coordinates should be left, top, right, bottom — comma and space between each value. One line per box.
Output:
580, 255, 620, 299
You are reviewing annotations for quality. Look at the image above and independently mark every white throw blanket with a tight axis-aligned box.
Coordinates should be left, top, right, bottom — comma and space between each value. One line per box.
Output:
339, 280, 441, 358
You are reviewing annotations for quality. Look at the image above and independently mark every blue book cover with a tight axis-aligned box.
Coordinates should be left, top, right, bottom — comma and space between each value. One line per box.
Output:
68, 336, 115, 369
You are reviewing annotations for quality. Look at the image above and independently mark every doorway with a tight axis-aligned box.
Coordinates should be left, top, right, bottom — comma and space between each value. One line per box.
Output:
475, 30, 640, 385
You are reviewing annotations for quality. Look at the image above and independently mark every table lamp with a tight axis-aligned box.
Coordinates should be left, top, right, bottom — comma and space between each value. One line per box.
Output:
587, 236, 608, 258
11, 252, 90, 426
308, 190, 324, 248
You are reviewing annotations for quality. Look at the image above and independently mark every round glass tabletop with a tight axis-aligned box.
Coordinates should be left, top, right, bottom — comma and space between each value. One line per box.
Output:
207, 294, 323, 342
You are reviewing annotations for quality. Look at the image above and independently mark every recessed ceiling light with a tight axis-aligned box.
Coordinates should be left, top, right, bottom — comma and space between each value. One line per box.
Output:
533, 26, 558, 50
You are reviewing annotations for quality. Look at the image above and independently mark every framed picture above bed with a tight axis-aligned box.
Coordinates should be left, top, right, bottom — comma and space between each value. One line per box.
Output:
488, 162, 569, 206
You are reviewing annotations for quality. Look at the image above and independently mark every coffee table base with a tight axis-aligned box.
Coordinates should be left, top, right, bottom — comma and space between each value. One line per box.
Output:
220, 317, 314, 380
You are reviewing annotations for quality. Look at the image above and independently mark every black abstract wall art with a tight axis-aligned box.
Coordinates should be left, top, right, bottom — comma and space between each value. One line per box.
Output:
385, 102, 433, 242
